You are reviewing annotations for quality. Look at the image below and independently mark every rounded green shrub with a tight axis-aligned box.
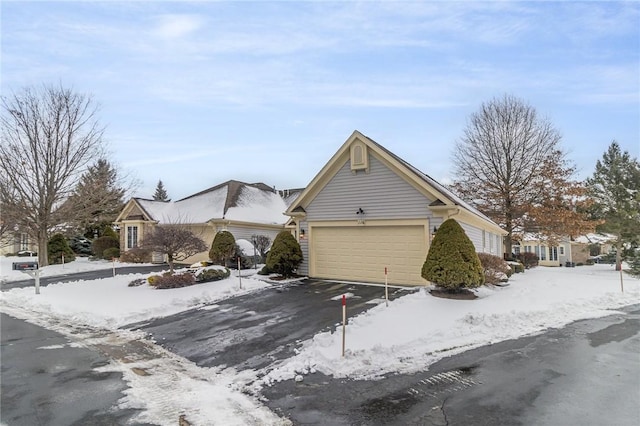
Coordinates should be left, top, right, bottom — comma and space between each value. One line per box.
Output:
209, 231, 236, 266
266, 231, 303, 278
421, 219, 484, 291
48, 233, 76, 264
92, 236, 120, 259
103, 247, 120, 260
195, 267, 230, 283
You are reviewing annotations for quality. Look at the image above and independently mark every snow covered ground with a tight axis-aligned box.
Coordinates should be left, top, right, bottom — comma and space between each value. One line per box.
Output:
1, 256, 638, 425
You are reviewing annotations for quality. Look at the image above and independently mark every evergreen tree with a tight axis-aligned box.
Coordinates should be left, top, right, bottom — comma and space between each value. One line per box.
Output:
586, 141, 640, 270
48, 233, 75, 265
421, 219, 484, 291
65, 159, 125, 238
266, 231, 303, 278
209, 231, 236, 266
153, 180, 170, 201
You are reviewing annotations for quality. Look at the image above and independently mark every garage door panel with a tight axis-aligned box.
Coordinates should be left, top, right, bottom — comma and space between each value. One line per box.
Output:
312, 225, 427, 286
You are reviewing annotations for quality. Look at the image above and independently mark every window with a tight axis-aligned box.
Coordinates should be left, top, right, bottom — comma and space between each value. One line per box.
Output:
482, 231, 486, 251
539, 246, 546, 261
524, 245, 531, 253
559, 246, 565, 256
489, 232, 494, 251
127, 226, 138, 249
19, 233, 29, 251
549, 246, 558, 261
513, 245, 521, 255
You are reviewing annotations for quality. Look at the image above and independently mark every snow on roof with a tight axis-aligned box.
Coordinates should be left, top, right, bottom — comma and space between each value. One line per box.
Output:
225, 185, 289, 224
136, 181, 290, 225
574, 233, 617, 244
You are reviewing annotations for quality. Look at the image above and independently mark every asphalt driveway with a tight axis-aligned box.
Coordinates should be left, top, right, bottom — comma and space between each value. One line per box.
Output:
131, 279, 413, 371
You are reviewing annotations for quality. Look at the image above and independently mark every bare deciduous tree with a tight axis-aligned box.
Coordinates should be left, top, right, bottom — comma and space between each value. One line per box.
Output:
140, 225, 207, 273
251, 234, 272, 261
0, 84, 105, 266
451, 94, 567, 255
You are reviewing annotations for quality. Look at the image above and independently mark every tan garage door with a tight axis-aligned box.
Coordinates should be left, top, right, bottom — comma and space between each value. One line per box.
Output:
311, 225, 428, 286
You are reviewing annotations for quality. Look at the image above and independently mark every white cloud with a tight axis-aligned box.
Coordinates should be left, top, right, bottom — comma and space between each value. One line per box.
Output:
151, 14, 204, 39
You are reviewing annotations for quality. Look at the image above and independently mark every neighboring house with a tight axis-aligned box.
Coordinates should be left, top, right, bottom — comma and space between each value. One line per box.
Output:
513, 232, 616, 267
285, 130, 506, 286
114, 180, 302, 264
513, 234, 572, 267
0, 228, 37, 256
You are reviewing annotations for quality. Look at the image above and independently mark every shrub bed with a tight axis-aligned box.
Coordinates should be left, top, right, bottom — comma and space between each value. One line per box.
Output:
148, 272, 196, 289
477, 253, 511, 284
195, 267, 230, 283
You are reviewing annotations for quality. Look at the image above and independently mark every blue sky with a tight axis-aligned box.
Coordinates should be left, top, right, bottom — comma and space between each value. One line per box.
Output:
2, 1, 638, 200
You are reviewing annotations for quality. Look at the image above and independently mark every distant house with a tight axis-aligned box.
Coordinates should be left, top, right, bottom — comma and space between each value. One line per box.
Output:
0, 227, 37, 256
114, 180, 302, 264
284, 130, 506, 286
512, 232, 616, 266
513, 234, 573, 267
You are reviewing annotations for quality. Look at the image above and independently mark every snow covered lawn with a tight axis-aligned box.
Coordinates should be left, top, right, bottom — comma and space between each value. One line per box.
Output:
1, 256, 638, 424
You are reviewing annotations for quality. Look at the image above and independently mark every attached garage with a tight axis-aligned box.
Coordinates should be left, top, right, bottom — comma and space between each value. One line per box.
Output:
286, 130, 507, 287
310, 221, 429, 286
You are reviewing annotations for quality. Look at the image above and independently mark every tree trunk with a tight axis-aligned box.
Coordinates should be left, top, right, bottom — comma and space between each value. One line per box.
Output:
615, 239, 622, 271
168, 255, 174, 274
38, 229, 49, 267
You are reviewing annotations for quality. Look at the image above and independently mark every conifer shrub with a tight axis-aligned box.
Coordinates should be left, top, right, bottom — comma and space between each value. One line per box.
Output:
103, 247, 120, 260
92, 236, 120, 259
421, 219, 484, 291
266, 231, 303, 278
48, 233, 76, 264
477, 252, 510, 284
195, 267, 230, 283
628, 252, 640, 278
209, 231, 236, 266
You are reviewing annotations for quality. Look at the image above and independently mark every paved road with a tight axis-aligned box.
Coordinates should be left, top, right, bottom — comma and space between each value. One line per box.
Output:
1, 264, 183, 291
262, 304, 640, 425
133, 279, 412, 371
0, 313, 151, 426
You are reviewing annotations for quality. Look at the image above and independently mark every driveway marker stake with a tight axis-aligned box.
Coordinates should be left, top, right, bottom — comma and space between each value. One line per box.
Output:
385, 267, 389, 307
342, 294, 346, 357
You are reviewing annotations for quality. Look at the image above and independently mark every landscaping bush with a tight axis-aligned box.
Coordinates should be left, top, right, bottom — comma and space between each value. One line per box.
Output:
209, 231, 236, 266
516, 252, 539, 268
69, 235, 92, 256
628, 251, 640, 278
195, 267, 230, 283
477, 253, 510, 284
103, 247, 120, 260
266, 231, 303, 278
507, 261, 525, 274
48, 233, 75, 264
92, 236, 120, 259
421, 219, 484, 291
258, 264, 274, 275
119, 247, 152, 263
149, 272, 196, 289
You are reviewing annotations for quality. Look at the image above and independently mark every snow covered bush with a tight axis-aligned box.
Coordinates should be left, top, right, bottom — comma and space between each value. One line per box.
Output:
266, 231, 303, 278
195, 267, 230, 283
209, 231, 236, 266
421, 218, 484, 291
477, 252, 510, 284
